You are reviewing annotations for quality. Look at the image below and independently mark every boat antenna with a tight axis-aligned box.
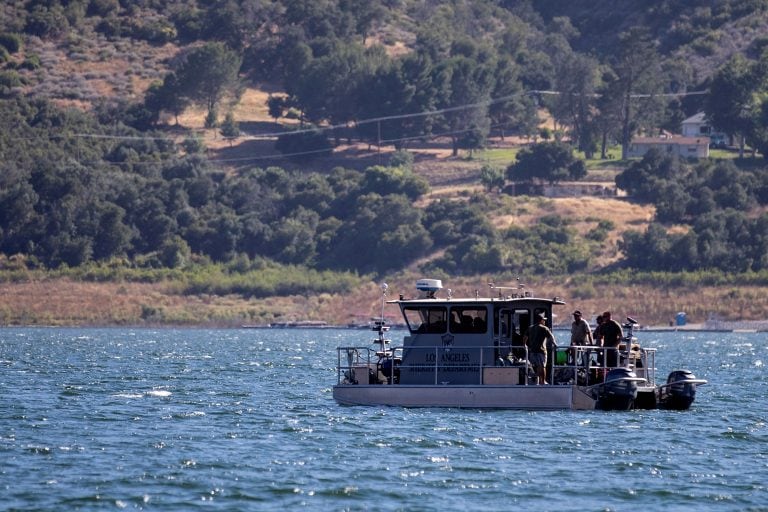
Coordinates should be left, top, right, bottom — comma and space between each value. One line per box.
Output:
373, 282, 391, 350
379, 282, 388, 324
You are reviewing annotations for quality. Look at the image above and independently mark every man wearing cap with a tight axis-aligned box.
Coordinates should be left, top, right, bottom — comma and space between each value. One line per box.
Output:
570, 310, 593, 365
600, 311, 623, 367
526, 312, 555, 385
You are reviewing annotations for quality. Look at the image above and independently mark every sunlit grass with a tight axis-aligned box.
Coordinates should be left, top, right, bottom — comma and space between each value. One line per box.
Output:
472, 147, 521, 167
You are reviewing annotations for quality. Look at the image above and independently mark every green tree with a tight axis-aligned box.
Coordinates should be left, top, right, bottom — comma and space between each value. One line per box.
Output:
91, 202, 132, 261
606, 27, 665, 159
201, 0, 276, 51
267, 94, 286, 121
174, 42, 242, 122
488, 55, 537, 140
159, 235, 192, 268
356, 51, 437, 150
274, 127, 333, 160
220, 112, 240, 145
615, 149, 687, 202
706, 54, 762, 158
359, 165, 429, 201
548, 52, 600, 157
144, 74, 191, 125
479, 164, 505, 192
266, 207, 319, 265
433, 50, 495, 156
507, 142, 587, 186
339, 0, 388, 43
325, 193, 432, 273
292, 42, 381, 142
423, 199, 495, 247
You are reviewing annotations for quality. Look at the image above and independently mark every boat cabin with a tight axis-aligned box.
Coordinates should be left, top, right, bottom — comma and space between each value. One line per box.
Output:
393, 279, 564, 385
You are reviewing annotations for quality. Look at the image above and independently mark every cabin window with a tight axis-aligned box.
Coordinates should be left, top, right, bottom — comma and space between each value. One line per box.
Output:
449, 307, 487, 334
403, 306, 447, 334
513, 309, 532, 339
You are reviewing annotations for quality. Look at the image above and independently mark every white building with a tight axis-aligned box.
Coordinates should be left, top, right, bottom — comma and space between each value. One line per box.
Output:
681, 112, 727, 147
627, 136, 710, 159
681, 112, 711, 137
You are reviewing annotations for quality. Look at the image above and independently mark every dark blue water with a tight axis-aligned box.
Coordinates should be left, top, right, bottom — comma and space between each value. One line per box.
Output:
1, 327, 766, 511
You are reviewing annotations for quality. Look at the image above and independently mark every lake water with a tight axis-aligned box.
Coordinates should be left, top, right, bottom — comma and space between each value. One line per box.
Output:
0, 327, 766, 511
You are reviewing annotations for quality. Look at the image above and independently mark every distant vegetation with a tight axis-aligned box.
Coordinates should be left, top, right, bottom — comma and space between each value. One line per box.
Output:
3, 0, 768, 302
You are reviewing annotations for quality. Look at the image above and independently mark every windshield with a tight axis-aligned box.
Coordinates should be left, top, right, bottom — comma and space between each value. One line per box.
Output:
403, 306, 447, 333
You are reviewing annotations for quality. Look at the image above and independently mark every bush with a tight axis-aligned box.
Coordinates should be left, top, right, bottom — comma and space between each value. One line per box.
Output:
88, 0, 120, 17
19, 54, 41, 70
0, 33, 22, 54
275, 128, 332, 160
182, 136, 206, 154
0, 70, 23, 92
388, 150, 414, 170
25, 6, 70, 38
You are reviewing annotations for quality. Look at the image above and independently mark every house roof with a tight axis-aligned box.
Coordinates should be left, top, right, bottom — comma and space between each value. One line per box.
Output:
682, 112, 707, 124
632, 136, 709, 145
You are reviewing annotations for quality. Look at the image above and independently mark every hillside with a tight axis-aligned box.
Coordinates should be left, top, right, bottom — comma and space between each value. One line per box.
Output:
5, 1, 767, 107
3, 1, 768, 327
532, 0, 768, 80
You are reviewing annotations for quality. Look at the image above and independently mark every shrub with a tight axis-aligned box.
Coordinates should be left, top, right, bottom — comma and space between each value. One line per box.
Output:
88, 0, 120, 18
275, 128, 332, 160
19, 54, 41, 70
0, 33, 22, 53
182, 136, 206, 154
25, 6, 70, 38
0, 70, 23, 93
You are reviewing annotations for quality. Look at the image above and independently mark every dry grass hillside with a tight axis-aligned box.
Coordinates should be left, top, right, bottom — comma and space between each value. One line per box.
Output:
3, 76, 767, 327
2, 272, 766, 328
5, 76, 768, 327
5, 35, 768, 327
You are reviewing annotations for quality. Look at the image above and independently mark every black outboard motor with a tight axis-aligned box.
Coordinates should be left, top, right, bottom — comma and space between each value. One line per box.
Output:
379, 357, 400, 384
658, 370, 704, 410
596, 368, 640, 411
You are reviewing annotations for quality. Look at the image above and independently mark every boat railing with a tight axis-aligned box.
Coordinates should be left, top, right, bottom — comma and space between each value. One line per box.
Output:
551, 345, 657, 387
336, 346, 404, 385
336, 344, 656, 386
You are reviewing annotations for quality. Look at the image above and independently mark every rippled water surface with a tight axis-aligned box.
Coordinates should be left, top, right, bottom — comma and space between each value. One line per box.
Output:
1, 327, 766, 511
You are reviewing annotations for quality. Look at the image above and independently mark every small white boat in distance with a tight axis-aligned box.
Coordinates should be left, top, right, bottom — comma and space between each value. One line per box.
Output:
333, 280, 706, 410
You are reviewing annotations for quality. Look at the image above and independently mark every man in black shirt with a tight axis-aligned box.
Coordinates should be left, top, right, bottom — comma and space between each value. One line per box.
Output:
600, 311, 623, 367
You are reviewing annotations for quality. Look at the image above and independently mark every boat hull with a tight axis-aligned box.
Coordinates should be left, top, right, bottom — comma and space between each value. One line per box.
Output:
333, 384, 597, 410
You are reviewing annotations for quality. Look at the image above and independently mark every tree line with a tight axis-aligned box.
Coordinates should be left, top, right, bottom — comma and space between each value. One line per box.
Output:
4, 1, 768, 282
5, 1, 768, 162
0, 97, 606, 277
617, 149, 768, 272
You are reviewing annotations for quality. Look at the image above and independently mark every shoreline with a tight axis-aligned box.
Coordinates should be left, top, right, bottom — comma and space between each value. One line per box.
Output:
2, 322, 765, 333
2, 277, 768, 330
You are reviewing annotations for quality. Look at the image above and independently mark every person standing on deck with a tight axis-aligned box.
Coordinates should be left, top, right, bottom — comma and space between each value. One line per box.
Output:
593, 314, 604, 345
600, 311, 623, 368
526, 313, 556, 385
569, 310, 593, 364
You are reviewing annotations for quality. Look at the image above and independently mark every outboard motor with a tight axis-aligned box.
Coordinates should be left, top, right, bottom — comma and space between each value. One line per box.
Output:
659, 370, 704, 410
596, 368, 640, 411
379, 357, 400, 384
